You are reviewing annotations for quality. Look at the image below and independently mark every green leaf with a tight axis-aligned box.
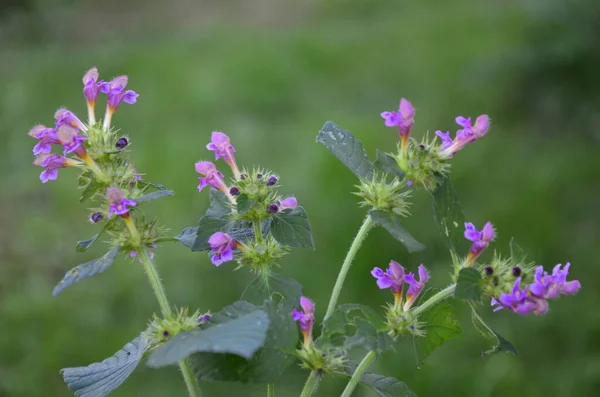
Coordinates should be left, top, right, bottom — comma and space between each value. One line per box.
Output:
321, 304, 393, 354
191, 216, 231, 251
236, 194, 256, 214
340, 360, 417, 397
80, 176, 103, 204
61, 334, 148, 397
317, 121, 374, 180
415, 300, 461, 367
454, 268, 483, 301
509, 237, 528, 266
174, 227, 199, 249
207, 188, 231, 218
270, 206, 315, 249
431, 174, 465, 254
373, 150, 405, 180
147, 310, 270, 367
243, 274, 303, 306
75, 219, 115, 252
193, 299, 298, 383
469, 302, 519, 357
133, 190, 174, 203
53, 247, 120, 296
369, 210, 425, 253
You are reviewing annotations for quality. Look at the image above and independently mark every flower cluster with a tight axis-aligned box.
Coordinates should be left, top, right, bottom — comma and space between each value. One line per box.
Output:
371, 261, 429, 311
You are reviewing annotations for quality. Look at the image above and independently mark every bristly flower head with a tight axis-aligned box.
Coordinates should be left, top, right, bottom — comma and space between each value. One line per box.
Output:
106, 187, 137, 217
33, 154, 80, 183
371, 260, 405, 307
208, 232, 238, 266
436, 114, 489, 158
195, 161, 229, 194
464, 221, 495, 265
29, 125, 60, 155
403, 264, 429, 311
381, 98, 415, 151
206, 131, 240, 178
291, 296, 315, 347
279, 197, 298, 211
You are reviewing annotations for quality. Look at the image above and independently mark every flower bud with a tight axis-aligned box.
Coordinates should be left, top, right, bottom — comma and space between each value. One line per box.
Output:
116, 137, 129, 149
266, 175, 278, 186
267, 204, 279, 214
485, 266, 494, 276
89, 212, 103, 223
512, 266, 522, 277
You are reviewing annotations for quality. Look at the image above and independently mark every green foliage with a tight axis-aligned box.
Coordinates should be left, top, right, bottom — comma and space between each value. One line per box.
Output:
147, 308, 270, 367
469, 302, 519, 357
52, 246, 120, 296
192, 299, 298, 383
454, 268, 483, 301
206, 189, 231, 218
270, 206, 315, 249
236, 194, 255, 214
369, 210, 425, 252
75, 219, 116, 252
373, 150, 405, 180
509, 237, 529, 266
133, 189, 175, 203
321, 304, 394, 355
317, 121, 374, 180
431, 174, 465, 254
61, 335, 148, 397
340, 360, 417, 397
243, 274, 303, 306
79, 174, 103, 203
414, 300, 461, 367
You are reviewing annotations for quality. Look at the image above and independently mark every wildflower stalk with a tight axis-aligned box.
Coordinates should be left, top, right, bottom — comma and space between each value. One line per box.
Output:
341, 350, 377, 397
323, 215, 374, 321
299, 370, 321, 397
267, 383, 275, 397
411, 284, 456, 317
253, 221, 263, 244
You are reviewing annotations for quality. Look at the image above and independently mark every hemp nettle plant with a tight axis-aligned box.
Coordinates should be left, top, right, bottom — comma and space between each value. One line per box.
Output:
29, 68, 581, 397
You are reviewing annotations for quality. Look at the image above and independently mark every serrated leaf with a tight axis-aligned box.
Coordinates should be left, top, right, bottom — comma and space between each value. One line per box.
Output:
414, 300, 461, 367
207, 188, 231, 218
80, 176, 103, 204
147, 310, 269, 367
322, 304, 393, 354
243, 274, 303, 306
270, 206, 315, 249
455, 268, 483, 301
236, 194, 255, 214
174, 227, 199, 249
340, 360, 417, 397
370, 210, 425, 253
133, 190, 174, 203
53, 246, 120, 296
431, 175, 465, 254
509, 237, 528, 266
193, 299, 298, 383
317, 121, 374, 180
75, 219, 115, 252
61, 334, 148, 397
469, 302, 519, 357
373, 150, 405, 180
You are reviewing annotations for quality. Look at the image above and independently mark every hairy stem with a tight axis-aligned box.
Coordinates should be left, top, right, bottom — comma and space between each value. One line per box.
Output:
324, 215, 374, 321
299, 370, 321, 397
253, 221, 263, 243
138, 247, 202, 397
411, 284, 456, 317
341, 350, 376, 397
267, 383, 275, 397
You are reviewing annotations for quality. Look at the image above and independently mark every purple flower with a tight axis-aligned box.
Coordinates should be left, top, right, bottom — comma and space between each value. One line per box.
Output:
54, 108, 87, 131
33, 154, 79, 183
371, 260, 406, 307
208, 232, 238, 266
403, 264, 429, 310
99, 75, 139, 110
195, 161, 229, 193
106, 187, 137, 217
206, 132, 239, 175
29, 125, 60, 155
381, 98, 415, 138
291, 296, 315, 346
437, 114, 490, 158
55, 124, 88, 158
529, 263, 581, 300
83, 67, 101, 104
464, 221, 495, 264
497, 278, 536, 315
197, 313, 212, 324
279, 197, 298, 210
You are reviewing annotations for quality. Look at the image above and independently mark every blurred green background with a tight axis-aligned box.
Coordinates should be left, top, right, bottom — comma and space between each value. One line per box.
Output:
1, 0, 599, 396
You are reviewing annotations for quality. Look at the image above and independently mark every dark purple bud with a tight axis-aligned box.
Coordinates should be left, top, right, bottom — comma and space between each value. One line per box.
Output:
230, 186, 240, 196
484, 266, 494, 276
90, 212, 103, 223
418, 144, 425, 150
162, 330, 169, 338
267, 204, 279, 214
240, 173, 247, 180
512, 266, 522, 277
256, 173, 263, 179
267, 175, 278, 186
115, 137, 129, 149
197, 313, 212, 324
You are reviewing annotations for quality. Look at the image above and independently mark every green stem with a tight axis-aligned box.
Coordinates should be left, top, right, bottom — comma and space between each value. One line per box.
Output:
267, 383, 275, 397
341, 350, 376, 397
253, 221, 263, 243
323, 215, 374, 321
411, 284, 456, 317
299, 370, 321, 397
137, 248, 202, 397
